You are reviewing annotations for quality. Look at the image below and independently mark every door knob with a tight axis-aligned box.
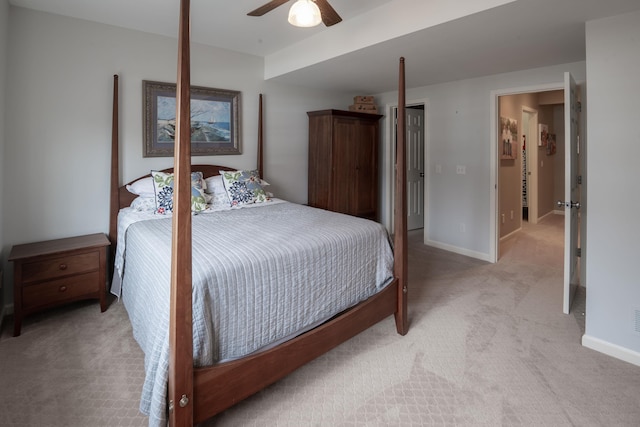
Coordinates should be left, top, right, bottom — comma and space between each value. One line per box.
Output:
419, 172, 425, 177
557, 200, 580, 209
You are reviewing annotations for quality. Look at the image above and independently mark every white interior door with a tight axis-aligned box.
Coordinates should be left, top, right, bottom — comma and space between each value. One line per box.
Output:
406, 108, 425, 230
522, 108, 538, 223
562, 72, 580, 314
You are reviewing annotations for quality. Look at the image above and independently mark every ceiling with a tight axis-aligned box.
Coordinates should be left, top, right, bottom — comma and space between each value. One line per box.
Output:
9, 0, 640, 93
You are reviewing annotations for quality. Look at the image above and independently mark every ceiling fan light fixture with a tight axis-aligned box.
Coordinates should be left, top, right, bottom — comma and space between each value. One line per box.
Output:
288, 0, 322, 28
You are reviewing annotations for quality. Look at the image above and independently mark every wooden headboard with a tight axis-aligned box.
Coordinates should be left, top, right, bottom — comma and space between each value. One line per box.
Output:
108, 88, 264, 250
117, 165, 232, 211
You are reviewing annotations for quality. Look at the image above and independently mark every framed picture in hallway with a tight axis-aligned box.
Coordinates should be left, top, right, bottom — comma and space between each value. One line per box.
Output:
539, 123, 549, 147
547, 133, 557, 155
500, 116, 518, 159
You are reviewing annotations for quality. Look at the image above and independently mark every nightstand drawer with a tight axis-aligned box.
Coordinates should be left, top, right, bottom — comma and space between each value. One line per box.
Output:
9, 232, 110, 336
21, 251, 99, 284
22, 271, 100, 310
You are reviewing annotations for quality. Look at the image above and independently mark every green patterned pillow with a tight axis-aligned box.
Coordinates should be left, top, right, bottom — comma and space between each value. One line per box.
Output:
220, 169, 269, 207
151, 170, 207, 214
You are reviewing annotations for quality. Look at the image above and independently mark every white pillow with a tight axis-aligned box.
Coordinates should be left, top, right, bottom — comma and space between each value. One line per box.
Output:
130, 196, 157, 212
127, 174, 208, 197
205, 175, 232, 209
203, 175, 224, 193
126, 176, 155, 198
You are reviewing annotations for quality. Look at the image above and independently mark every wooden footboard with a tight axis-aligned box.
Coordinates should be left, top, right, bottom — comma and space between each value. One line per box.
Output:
193, 280, 398, 423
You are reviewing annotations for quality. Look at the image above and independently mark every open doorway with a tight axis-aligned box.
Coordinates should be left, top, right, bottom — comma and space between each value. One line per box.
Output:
391, 103, 426, 232
521, 107, 538, 224
497, 90, 565, 259
406, 105, 425, 231
493, 74, 584, 316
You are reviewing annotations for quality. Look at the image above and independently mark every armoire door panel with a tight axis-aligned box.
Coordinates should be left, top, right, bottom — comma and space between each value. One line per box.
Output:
307, 110, 382, 220
307, 114, 333, 209
352, 121, 377, 219
331, 118, 357, 214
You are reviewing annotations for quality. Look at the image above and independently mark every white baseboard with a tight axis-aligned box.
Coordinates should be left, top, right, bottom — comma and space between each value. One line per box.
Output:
425, 239, 492, 262
499, 227, 522, 242
582, 334, 640, 367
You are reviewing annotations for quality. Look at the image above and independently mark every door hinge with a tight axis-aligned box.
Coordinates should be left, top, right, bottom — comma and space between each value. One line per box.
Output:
577, 101, 582, 113
577, 175, 582, 185
576, 248, 581, 257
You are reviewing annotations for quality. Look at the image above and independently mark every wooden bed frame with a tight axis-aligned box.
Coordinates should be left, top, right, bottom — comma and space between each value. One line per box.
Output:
108, 2, 408, 425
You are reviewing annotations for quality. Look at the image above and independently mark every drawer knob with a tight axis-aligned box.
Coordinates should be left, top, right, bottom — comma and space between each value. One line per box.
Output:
59, 264, 67, 270
59, 286, 67, 292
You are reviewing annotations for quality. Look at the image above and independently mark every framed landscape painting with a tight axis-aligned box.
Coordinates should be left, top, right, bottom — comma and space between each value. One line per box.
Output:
143, 80, 241, 157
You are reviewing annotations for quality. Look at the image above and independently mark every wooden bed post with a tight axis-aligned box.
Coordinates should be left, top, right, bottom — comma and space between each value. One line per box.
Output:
169, 0, 194, 425
257, 93, 264, 179
109, 74, 119, 270
394, 57, 408, 336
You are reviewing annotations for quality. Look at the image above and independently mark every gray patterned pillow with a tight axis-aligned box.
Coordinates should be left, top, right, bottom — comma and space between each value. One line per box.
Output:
151, 170, 207, 214
220, 170, 269, 207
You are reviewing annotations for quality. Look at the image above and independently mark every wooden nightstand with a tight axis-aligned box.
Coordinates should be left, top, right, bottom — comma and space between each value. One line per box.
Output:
9, 233, 110, 336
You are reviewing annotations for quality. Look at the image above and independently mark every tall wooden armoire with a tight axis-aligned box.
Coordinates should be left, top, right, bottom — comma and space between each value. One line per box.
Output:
307, 109, 383, 221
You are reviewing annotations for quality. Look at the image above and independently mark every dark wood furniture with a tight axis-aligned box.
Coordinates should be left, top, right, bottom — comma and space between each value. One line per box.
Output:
109, 4, 408, 422
9, 233, 110, 337
307, 109, 383, 221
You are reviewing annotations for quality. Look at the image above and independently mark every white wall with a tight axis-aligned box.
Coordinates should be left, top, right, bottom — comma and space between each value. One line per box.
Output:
375, 61, 586, 260
583, 10, 640, 363
1, 7, 353, 307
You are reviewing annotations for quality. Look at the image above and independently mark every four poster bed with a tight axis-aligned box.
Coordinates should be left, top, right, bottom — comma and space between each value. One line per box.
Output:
108, 3, 408, 426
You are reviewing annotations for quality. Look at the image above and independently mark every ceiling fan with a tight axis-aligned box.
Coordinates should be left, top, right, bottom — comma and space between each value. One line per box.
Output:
248, 0, 343, 27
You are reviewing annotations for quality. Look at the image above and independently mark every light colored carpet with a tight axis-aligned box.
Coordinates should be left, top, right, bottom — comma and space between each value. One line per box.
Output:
1, 214, 639, 426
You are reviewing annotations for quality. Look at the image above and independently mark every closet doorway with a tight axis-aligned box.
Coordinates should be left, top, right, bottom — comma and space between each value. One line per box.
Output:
406, 105, 425, 231
521, 107, 539, 225
390, 103, 426, 232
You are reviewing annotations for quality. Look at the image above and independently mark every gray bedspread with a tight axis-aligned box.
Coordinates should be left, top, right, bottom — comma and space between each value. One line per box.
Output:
116, 201, 394, 427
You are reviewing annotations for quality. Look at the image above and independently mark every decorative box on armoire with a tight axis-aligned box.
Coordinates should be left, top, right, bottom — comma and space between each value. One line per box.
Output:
307, 109, 383, 221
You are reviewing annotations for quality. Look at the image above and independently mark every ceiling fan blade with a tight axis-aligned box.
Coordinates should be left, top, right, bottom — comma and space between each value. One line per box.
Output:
247, 0, 291, 17
314, 0, 342, 26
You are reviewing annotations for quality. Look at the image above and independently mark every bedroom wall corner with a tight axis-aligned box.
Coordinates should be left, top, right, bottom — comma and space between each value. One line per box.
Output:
0, 0, 10, 322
